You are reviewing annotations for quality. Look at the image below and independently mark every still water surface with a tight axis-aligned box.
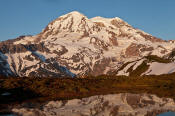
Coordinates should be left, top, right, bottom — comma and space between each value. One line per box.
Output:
158, 112, 175, 116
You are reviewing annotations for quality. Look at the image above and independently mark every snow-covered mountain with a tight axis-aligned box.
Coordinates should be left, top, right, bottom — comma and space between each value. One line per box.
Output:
0, 11, 175, 77
12, 93, 175, 116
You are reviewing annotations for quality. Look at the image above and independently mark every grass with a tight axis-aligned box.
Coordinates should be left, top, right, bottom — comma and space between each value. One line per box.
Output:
145, 55, 171, 63
129, 61, 150, 76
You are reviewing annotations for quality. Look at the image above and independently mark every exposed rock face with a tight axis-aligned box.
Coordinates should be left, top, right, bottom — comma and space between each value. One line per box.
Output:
0, 11, 175, 77
125, 43, 156, 57
137, 31, 165, 43
0, 42, 49, 54
125, 43, 141, 57
12, 93, 175, 116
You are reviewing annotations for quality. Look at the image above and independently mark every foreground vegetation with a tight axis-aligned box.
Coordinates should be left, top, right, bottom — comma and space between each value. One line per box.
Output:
0, 74, 175, 113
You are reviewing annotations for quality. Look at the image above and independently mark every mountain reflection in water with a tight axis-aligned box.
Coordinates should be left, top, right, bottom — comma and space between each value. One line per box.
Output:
12, 93, 175, 116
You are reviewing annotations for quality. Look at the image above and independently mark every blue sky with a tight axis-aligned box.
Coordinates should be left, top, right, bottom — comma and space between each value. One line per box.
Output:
0, 0, 175, 41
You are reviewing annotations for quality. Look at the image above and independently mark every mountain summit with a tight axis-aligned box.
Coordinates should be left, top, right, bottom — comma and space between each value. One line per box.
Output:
0, 11, 175, 77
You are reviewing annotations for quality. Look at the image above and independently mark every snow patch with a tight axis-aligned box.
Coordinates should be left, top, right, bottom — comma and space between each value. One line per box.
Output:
117, 62, 136, 76
133, 58, 145, 70
143, 62, 175, 75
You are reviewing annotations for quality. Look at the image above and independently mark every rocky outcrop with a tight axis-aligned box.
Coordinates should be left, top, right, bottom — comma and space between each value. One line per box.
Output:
125, 43, 155, 57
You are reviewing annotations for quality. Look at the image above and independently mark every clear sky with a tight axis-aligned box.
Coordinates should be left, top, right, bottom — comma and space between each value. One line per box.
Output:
0, 0, 175, 41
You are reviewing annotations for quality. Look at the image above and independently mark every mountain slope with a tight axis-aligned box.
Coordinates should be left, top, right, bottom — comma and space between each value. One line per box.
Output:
0, 11, 175, 77
115, 55, 175, 76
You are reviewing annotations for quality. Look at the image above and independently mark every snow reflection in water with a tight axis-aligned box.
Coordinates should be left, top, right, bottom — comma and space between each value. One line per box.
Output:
12, 93, 175, 116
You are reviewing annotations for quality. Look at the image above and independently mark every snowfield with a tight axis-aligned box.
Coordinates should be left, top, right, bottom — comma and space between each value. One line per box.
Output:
144, 62, 175, 75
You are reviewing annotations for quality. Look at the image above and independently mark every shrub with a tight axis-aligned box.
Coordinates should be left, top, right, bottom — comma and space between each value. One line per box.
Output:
145, 55, 171, 63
